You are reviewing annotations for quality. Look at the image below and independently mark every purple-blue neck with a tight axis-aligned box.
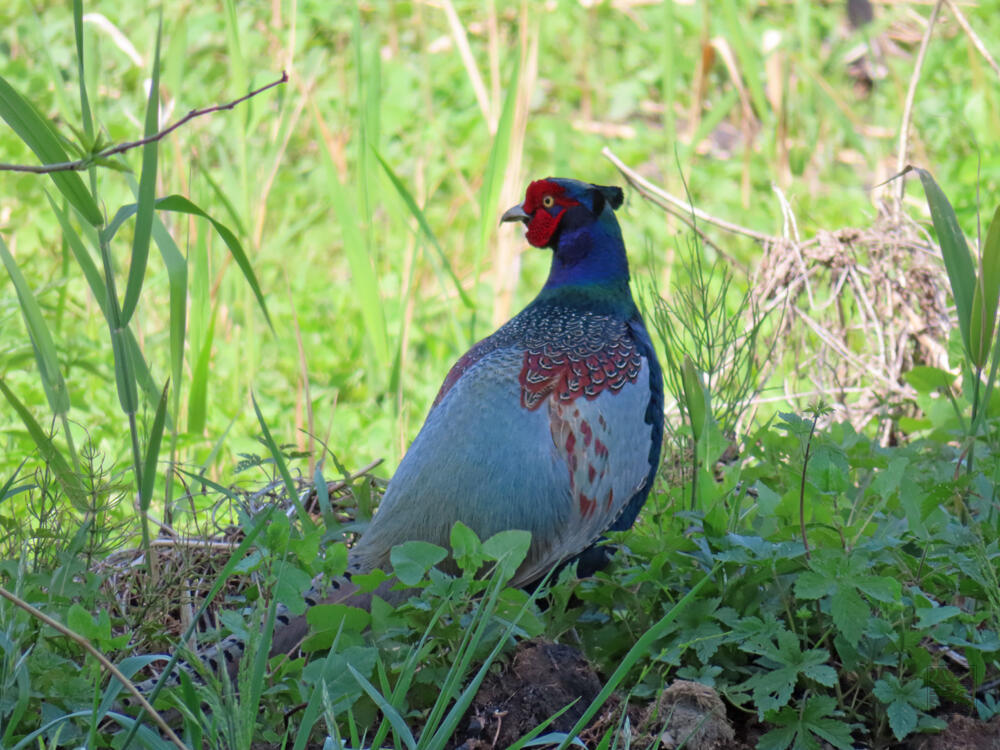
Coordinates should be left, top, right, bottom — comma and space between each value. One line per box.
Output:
543, 212, 631, 291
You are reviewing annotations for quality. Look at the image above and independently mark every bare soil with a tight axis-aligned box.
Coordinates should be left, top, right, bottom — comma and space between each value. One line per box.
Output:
450, 639, 1000, 750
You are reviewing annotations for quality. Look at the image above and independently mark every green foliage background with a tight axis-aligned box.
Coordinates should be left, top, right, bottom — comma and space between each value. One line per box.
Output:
3, 2, 1000, 747
2, 1, 997, 503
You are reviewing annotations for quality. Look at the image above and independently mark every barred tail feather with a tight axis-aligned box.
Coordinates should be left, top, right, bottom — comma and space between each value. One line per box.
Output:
123, 566, 368, 706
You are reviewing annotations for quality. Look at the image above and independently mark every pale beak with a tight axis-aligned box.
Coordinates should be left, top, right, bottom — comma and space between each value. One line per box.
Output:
500, 203, 530, 225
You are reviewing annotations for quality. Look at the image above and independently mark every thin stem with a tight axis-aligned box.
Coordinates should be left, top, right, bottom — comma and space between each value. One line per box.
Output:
799, 414, 819, 560
0, 72, 288, 174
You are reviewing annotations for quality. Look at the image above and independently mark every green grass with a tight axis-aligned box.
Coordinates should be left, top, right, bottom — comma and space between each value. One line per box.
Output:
3, 1, 1000, 747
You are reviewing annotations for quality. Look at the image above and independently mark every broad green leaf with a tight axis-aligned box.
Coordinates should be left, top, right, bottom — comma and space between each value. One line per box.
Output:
886, 696, 918, 741
0, 76, 103, 226
831, 586, 868, 647
0, 235, 71, 416
390, 540, 447, 586
450, 521, 484, 573
482, 529, 532, 580
121, 20, 162, 325
911, 167, 975, 358
914, 605, 961, 628
856, 576, 902, 604
794, 571, 833, 600
970, 205, 1000, 368
903, 365, 955, 394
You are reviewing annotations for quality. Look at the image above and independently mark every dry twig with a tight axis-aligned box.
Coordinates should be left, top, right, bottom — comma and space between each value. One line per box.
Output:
0, 72, 288, 174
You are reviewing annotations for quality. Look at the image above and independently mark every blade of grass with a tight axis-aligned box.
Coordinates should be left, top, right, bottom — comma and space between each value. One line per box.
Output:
0, 380, 86, 509
251, 390, 314, 531
373, 149, 472, 310
0, 233, 80, 473
0, 236, 72, 419
326, 167, 390, 367
970, 205, 1000, 370
188, 304, 217, 434
908, 166, 975, 358
0, 75, 102, 226
159, 194, 272, 332
121, 18, 162, 325
349, 665, 418, 750
105, 194, 272, 332
72, 0, 93, 140
472, 55, 520, 331
139, 380, 170, 513
45, 191, 108, 314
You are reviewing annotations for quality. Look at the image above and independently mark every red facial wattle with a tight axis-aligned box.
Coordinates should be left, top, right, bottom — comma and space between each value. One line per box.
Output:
521, 179, 580, 248
526, 207, 565, 247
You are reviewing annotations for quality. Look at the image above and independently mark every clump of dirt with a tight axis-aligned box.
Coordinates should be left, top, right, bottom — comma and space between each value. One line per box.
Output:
453, 638, 603, 749
635, 680, 739, 750
452, 640, 748, 750
906, 714, 1000, 750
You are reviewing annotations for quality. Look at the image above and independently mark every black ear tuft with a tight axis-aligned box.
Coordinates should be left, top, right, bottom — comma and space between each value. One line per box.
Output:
596, 184, 624, 211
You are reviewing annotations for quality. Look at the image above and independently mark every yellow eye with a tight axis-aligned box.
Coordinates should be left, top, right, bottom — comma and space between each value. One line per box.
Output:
542, 195, 555, 208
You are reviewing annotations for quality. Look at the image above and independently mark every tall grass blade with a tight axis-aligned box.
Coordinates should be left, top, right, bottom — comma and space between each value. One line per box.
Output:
71, 0, 93, 140
474, 56, 520, 305
150, 217, 188, 408
910, 167, 975, 358
121, 18, 162, 325
0, 76, 102, 226
250, 391, 313, 531
970, 205, 1000, 370
188, 305, 217, 434
139, 381, 170, 513
0, 381, 85, 509
0, 629, 30, 746
373, 149, 473, 309
327, 169, 390, 367
349, 664, 418, 750
120, 194, 272, 331
0, 235, 71, 418
45, 192, 107, 313
681, 356, 708, 443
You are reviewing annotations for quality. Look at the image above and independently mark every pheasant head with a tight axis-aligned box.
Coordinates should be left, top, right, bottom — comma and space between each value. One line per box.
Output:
501, 177, 629, 289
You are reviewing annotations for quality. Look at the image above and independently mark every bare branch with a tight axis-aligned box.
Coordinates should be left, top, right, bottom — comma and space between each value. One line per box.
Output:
0, 72, 288, 175
602, 146, 779, 246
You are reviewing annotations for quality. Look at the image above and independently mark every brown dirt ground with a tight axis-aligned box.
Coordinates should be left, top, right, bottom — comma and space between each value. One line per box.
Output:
450, 639, 1000, 750
905, 714, 1000, 750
